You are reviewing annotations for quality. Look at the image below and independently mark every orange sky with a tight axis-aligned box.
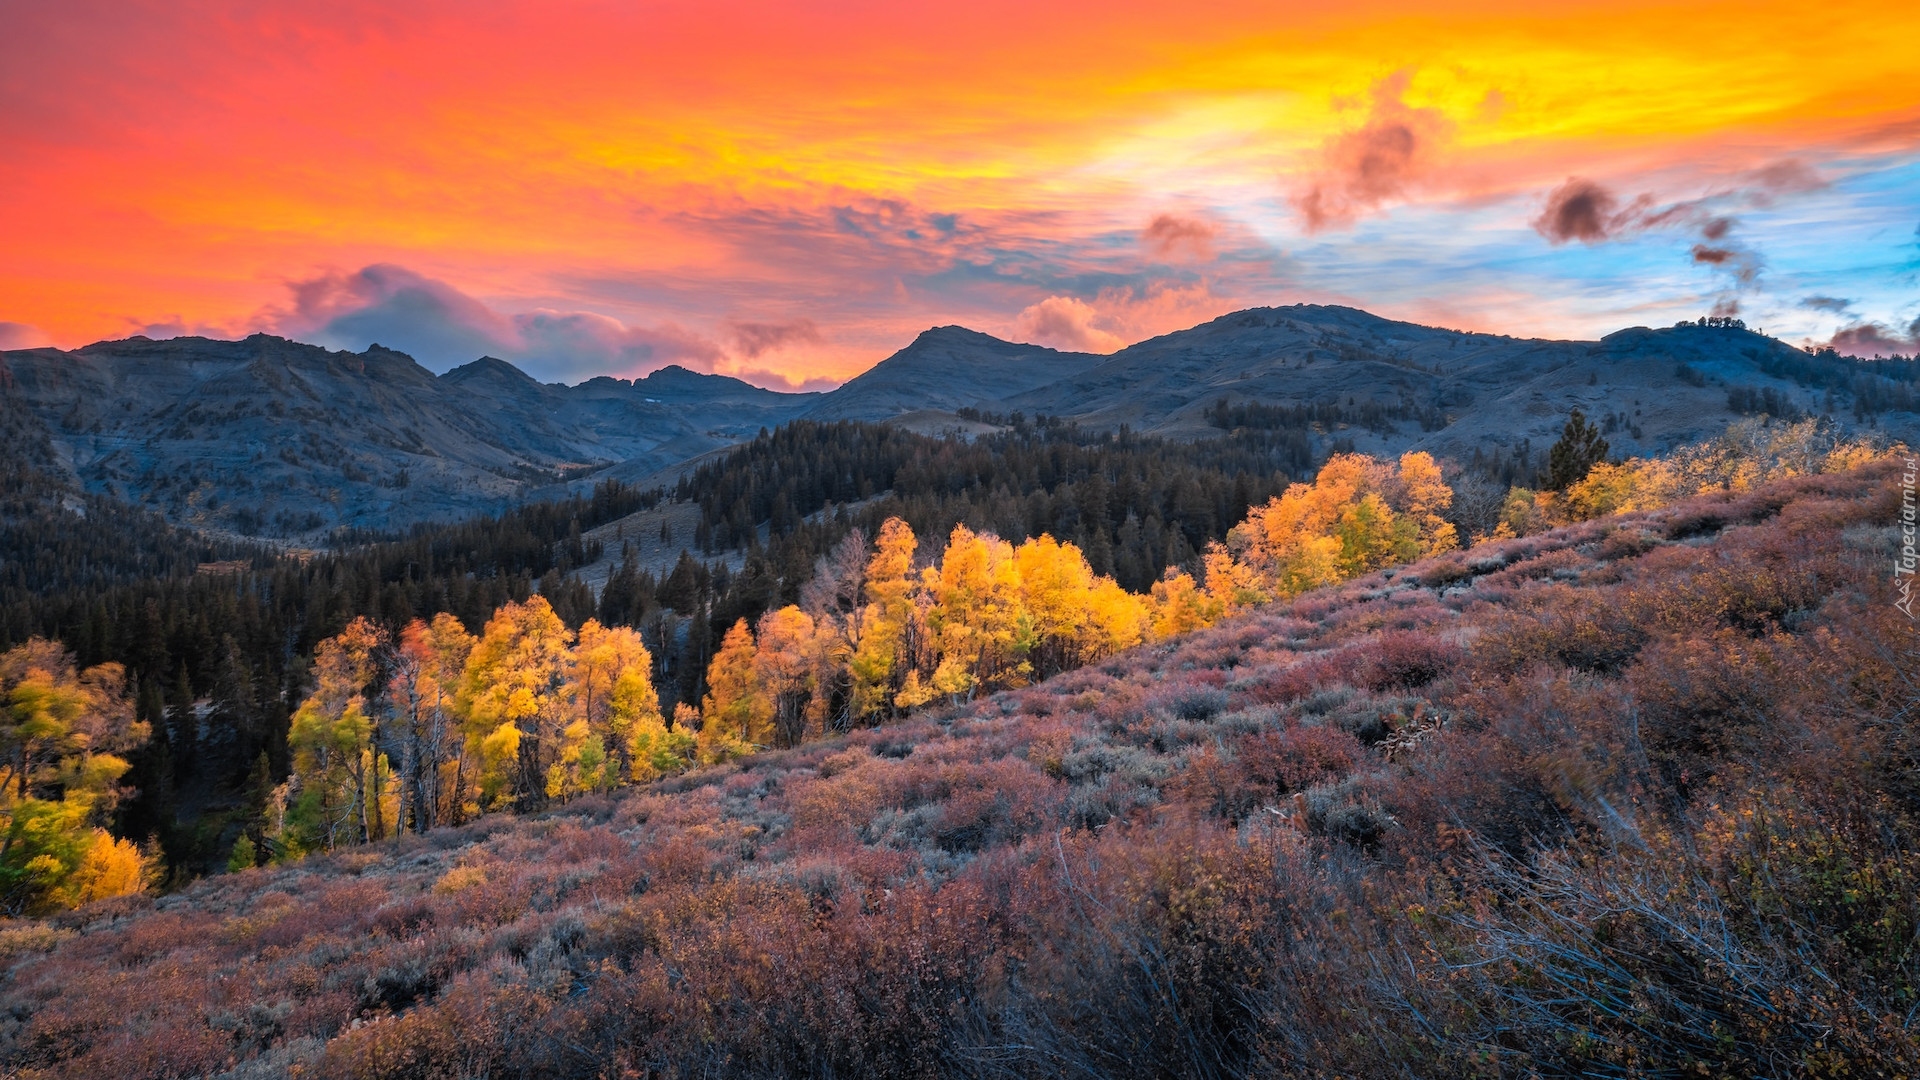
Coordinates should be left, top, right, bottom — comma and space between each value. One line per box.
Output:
3, 0, 1918, 385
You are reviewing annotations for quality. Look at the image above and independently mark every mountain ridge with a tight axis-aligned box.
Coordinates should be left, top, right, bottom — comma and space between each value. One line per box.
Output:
5, 305, 1913, 540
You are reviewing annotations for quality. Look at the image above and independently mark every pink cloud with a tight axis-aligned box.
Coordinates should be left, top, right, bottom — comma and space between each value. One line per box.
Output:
259, 264, 728, 382
0, 321, 53, 349
1291, 71, 1453, 232
1015, 296, 1124, 352
1141, 214, 1216, 261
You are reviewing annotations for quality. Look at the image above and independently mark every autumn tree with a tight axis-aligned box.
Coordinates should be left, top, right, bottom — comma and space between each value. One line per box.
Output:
387, 614, 473, 832
0, 639, 151, 914
849, 518, 918, 721
458, 597, 574, 811
923, 525, 1028, 703
1225, 452, 1458, 600
701, 618, 769, 761
753, 606, 819, 747
289, 617, 393, 851
564, 620, 672, 793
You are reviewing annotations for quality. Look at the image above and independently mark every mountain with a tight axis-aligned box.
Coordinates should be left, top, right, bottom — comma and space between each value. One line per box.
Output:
801, 325, 1103, 420
0, 335, 817, 537
5, 306, 1912, 541
916, 305, 1913, 463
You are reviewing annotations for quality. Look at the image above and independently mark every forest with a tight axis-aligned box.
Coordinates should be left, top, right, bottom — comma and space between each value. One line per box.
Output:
2, 414, 1331, 879
1, 404, 1883, 904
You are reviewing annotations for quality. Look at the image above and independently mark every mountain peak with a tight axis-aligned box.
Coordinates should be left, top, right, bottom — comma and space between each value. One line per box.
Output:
441, 355, 542, 388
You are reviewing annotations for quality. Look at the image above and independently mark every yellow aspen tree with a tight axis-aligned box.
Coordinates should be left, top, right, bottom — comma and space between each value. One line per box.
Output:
1148, 569, 1214, 640
1394, 451, 1459, 556
458, 596, 574, 811
1013, 534, 1095, 678
701, 618, 770, 759
850, 518, 917, 722
289, 617, 389, 849
753, 606, 817, 747
390, 614, 473, 833
569, 620, 661, 783
622, 669, 693, 782
1334, 491, 1404, 578
925, 525, 1027, 698
1201, 543, 1270, 617
0, 641, 147, 914
1083, 577, 1151, 660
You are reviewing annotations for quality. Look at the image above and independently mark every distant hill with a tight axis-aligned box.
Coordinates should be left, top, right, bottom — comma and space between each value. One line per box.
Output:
942, 305, 1920, 464
799, 325, 1103, 421
5, 307, 1914, 540
0, 335, 816, 537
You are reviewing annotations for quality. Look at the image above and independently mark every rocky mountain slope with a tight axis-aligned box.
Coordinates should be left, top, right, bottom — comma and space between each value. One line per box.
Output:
0, 335, 816, 537
798, 325, 1103, 421
823, 305, 1916, 466
4, 306, 1911, 541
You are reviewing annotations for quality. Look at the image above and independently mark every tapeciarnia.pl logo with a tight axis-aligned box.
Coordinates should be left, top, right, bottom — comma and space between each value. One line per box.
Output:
1899, 457, 1918, 619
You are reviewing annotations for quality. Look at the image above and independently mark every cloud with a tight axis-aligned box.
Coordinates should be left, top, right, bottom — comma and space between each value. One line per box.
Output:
283, 264, 511, 365
726, 366, 841, 394
0, 321, 52, 349
1010, 280, 1233, 355
1532, 159, 1826, 246
1531, 179, 1625, 244
1532, 173, 1773, 299
728, 318, 822, 359
1014, 296, 1125, 353
264, 264, 724, 381
1799, 295, 1854, 314
1141, 214, 1216, 261
1748, 159, 1829, 197
1826, 319, 1920, 357
1291, 71, 1453, 232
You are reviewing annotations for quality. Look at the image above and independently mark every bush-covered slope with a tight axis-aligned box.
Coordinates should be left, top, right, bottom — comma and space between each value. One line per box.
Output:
1, 460, 1914, 1078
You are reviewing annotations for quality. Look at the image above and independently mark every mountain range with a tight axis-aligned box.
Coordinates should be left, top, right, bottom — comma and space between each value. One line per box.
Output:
1, 305, 1907, 539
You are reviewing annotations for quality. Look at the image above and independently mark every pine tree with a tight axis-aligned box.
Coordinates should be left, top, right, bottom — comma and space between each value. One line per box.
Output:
1546, 408, 1610, 491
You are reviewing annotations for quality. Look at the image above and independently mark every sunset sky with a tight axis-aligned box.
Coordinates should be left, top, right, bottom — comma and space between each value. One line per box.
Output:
2, 0, 1917, 387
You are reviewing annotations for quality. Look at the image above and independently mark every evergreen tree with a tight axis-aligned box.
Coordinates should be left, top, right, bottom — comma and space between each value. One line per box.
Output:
1546, 408, 1610, 491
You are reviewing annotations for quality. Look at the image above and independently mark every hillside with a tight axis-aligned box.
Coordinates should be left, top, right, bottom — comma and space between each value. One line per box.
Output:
799, 325, 1104, 421
7, 308, 1914, 543
2, 460, 1909, 1078
0, 336, 815, 538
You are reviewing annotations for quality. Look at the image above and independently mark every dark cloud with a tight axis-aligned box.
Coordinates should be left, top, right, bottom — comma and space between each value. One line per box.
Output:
1827, 320, 1920, 357
1532, 178, 1626, 243
290, 265, 508, 366
1799, 295, 1854, 314
728, 319, 822, 358
1291, 70, 1453, 232
1690, 245, 1735, 265
265, 264, 723, 381
1531, 159, 1824, 248
1141, 214, 1216, 260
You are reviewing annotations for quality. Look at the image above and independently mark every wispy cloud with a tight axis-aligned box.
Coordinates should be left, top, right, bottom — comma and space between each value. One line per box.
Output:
0, 322, 51, 350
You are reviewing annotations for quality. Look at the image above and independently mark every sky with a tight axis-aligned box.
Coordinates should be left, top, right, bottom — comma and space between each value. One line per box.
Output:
2, 0, 1917, 388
